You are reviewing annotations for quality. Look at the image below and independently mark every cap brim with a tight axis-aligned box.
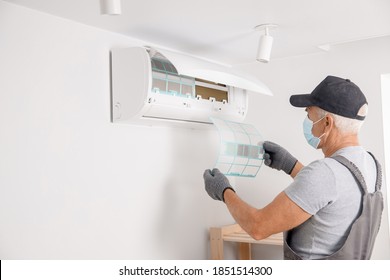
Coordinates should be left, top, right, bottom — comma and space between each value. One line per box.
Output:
289, 94, 314, 108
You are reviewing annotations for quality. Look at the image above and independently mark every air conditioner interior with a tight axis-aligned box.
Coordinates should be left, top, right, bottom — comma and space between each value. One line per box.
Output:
195, 79, 228, 102
149, 51, 229, 103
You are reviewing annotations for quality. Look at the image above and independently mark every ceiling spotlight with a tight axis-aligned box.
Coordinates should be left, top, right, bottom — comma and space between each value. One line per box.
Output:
100, 0, 122, 15
255, 24, 278, 63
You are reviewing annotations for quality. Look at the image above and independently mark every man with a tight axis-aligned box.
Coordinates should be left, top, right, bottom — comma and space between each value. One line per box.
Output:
203, 76, 383, 260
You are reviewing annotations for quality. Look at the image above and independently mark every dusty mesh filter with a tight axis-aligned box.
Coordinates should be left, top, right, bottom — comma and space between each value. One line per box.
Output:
211, 117, 264, 177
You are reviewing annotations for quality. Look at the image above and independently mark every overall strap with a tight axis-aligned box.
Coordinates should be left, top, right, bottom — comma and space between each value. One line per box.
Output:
331, 155, 368, 193
367, 152, 382, 191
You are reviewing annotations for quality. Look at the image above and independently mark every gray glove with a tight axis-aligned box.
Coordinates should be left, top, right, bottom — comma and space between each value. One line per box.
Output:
203, 168, 235, 202
263, 141, 298, 175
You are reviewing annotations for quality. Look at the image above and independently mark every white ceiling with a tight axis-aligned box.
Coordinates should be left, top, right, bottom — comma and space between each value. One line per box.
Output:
5, 0, 390, 65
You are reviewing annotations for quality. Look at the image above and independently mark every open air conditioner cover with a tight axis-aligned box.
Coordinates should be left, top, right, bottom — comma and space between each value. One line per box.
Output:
151, 47, 273, 96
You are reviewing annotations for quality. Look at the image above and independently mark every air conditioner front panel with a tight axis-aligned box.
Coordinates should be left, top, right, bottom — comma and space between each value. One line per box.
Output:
111, 47, 151, 122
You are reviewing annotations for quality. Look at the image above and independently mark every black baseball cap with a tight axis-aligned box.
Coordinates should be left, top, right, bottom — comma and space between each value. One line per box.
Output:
290, 75, 367, 120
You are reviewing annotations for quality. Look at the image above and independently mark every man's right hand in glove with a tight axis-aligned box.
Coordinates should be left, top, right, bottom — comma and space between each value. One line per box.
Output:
262, 141, 301, 176
203, 168, 235, 202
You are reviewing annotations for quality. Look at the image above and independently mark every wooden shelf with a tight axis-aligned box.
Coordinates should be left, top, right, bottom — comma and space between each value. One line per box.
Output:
209, 224, 283, 260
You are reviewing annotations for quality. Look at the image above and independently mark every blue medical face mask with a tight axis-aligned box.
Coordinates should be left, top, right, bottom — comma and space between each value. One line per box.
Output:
303, 116, 326, 149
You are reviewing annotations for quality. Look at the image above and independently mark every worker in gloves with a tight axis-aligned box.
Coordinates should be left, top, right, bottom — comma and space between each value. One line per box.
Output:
203, 75, 383, 260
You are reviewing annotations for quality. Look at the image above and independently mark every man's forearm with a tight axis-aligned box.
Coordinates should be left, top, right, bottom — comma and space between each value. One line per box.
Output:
223, 189, 266, 240
221, 161, 304, 239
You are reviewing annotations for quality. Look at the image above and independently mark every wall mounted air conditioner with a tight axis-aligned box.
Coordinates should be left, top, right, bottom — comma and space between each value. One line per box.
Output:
110, 46, 272, 127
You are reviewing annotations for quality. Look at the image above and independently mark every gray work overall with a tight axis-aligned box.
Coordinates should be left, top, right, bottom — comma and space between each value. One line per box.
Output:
284, 153, 384, 260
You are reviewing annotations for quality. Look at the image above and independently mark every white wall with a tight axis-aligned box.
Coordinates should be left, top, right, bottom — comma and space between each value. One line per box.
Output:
0, 2, 235, 259
381, 74, 390, 247
0, 1, 389, 260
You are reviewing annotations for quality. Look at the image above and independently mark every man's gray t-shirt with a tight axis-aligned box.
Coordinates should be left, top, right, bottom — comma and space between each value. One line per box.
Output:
284, 146, 377, 259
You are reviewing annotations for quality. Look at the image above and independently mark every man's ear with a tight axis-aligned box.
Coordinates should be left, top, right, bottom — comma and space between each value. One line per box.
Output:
325, 114, 334, 130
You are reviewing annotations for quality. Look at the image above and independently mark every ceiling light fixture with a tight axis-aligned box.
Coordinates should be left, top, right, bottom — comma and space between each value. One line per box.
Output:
255, 24, 278, 63
100, 0, 122, 15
